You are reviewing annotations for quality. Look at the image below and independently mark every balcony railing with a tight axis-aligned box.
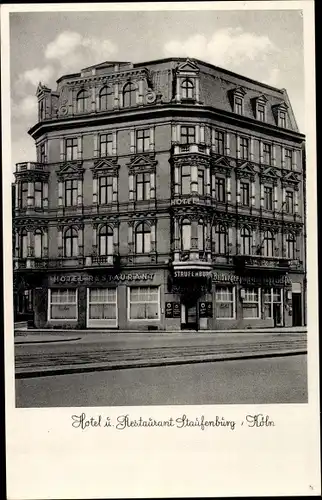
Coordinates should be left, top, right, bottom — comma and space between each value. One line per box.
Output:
15, 162, 46, 173
173, 144, 211, 156
233, 255, 300, 271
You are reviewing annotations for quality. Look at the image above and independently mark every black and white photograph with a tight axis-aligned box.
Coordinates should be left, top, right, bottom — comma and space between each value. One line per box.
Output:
2, 1, 320, 498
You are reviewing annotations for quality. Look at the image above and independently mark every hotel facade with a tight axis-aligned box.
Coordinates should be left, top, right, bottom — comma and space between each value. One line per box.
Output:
13, 58, 306, 331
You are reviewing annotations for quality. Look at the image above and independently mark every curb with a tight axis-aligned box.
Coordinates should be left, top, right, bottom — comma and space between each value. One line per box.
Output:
15, 349, 307, 379
15, 337, 81, 345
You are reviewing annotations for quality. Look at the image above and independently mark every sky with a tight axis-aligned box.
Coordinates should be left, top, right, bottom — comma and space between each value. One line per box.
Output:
9, 8, 304, 167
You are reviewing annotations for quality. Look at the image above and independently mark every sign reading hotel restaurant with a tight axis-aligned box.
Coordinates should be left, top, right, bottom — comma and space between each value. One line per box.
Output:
50, 273, 155, 285
212, 272, 291, 286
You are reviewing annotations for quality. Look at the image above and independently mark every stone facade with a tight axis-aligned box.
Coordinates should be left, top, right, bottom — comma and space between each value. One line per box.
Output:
13, 57, 306, 330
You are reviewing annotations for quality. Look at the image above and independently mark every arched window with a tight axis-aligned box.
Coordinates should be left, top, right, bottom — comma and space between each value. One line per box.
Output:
98, 225, 114, 256
99, 86, 113, 110
263, 230, 274, 257
64, 227, 78, 257
181, 219, 191, 251
181, 78, 194, 100
240, 227, 252, 255
20, 229, 28, 258
213, 224, 227, 255
34, 229, 43, 258
123, 82, 136, 108
76, 89, 88, 113
198, 220, 207, 252
286, 232, 296, 259
135, 222, 151, 254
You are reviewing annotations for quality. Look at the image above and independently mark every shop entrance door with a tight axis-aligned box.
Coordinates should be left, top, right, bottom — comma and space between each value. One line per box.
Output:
181, 301, 198, 330
273, 303, 282, 327
292, 293, 302, 326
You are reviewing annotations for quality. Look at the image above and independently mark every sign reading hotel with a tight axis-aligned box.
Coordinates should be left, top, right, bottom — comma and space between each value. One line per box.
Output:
50, 273, 155, 285
171, 197, 203, 206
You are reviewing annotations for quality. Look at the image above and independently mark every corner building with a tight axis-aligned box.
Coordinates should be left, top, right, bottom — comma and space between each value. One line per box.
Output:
13, 58, 306, 330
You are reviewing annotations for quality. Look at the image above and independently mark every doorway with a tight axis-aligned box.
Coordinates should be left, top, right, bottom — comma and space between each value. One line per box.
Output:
273, 303, 282, 327
292, 293, 302, 326
181, 301, 198, 330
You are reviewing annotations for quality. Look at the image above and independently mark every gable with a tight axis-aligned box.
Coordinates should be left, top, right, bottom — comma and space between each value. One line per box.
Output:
236, 161, 255, 175
283, 171, 299, 183
213, 155, 231, 168
128, 154, 157, 168
57, 161, 84, 176
93, 158, 118, 171
177, 59, 200, 74
260, 166, 280, 179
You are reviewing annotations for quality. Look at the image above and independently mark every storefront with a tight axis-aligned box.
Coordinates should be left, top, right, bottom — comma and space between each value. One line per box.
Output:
29, 267, 305, 331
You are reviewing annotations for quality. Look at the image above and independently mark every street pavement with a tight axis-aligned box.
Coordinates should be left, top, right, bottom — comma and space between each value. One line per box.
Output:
14, 329, 307, 377
15, 354, 308, 407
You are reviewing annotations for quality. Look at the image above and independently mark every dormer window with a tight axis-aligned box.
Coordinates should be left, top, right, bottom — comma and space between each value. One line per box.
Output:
181, 79, 194, 100
230, 87, 246, 115
254, 95, 267, 122
76, 89, 88, 113
272, 102, 288, 128
235, 97, 243, 115
123, 82, 137, 108
257, 104, 265, 121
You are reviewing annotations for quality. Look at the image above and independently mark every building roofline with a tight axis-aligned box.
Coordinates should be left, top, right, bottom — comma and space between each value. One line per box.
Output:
133, 57, 285, 94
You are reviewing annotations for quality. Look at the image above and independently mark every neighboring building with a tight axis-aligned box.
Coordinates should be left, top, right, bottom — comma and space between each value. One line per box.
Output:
12, 58, 306, 330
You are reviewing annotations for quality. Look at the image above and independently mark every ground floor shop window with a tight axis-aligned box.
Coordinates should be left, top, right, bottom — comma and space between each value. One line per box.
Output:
215, 286, 235, 319
243, 287, 261, 319
263, 288, 283, 324
87, 288, 117, 327
48, 289, 77, 321
128, 286, 160, 320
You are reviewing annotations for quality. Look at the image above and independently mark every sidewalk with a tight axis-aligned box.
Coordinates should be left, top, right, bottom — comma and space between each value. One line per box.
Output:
15, 329, 307, 378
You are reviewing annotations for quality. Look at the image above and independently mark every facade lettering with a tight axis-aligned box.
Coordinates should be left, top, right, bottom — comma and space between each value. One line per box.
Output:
51, 273, 155, 285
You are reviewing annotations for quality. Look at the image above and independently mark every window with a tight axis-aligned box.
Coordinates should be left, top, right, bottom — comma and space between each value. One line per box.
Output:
263, 143, 272, 165
240, 182, 250, 206
123, 82, 136, 108
257, 104, 266, 121
76, 90, 88, 113
215, 177, 226, 202
285, 149, 292, 170
263, 288, 282, 321
215, 130, 225, 155
240, 137, 249, 160
49, 289, 77, 321
181, 126, 195, 144
87, 288, 117, 327
240, 226, 252, 255
34, 181, 43, 208
136, 173, 150, 201
135, 222, 151, 254
64, 179, 78, 207
181, 219, 191, 251
181, 79, 194, 100
213, 225, 227, 254
99, 86, 113, 110
264, 186, 273, 211
198, 169, 204, 195
20, 229, 28, 258
234, 97, 243, 114
279, 111, 287, 128
20, 181, 28, 208
99, 134, 113, 157
136, 129, 150, 153
39, 100, 44, 120
181, 165, 191, 195
128, 286, 160, 320
243, 288, 260, 319
34, 229, 43, 258
286, 233, 296, 259
64, 227, 78, 257
215, 286, 235, 319
285, 190, 294, 214
39, 143, 46, 163
65, 138, 78, 161
98, 225, 114, 256
198, 220, 207, 252
99, 176, 113, 204
263, 230, 274, 257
